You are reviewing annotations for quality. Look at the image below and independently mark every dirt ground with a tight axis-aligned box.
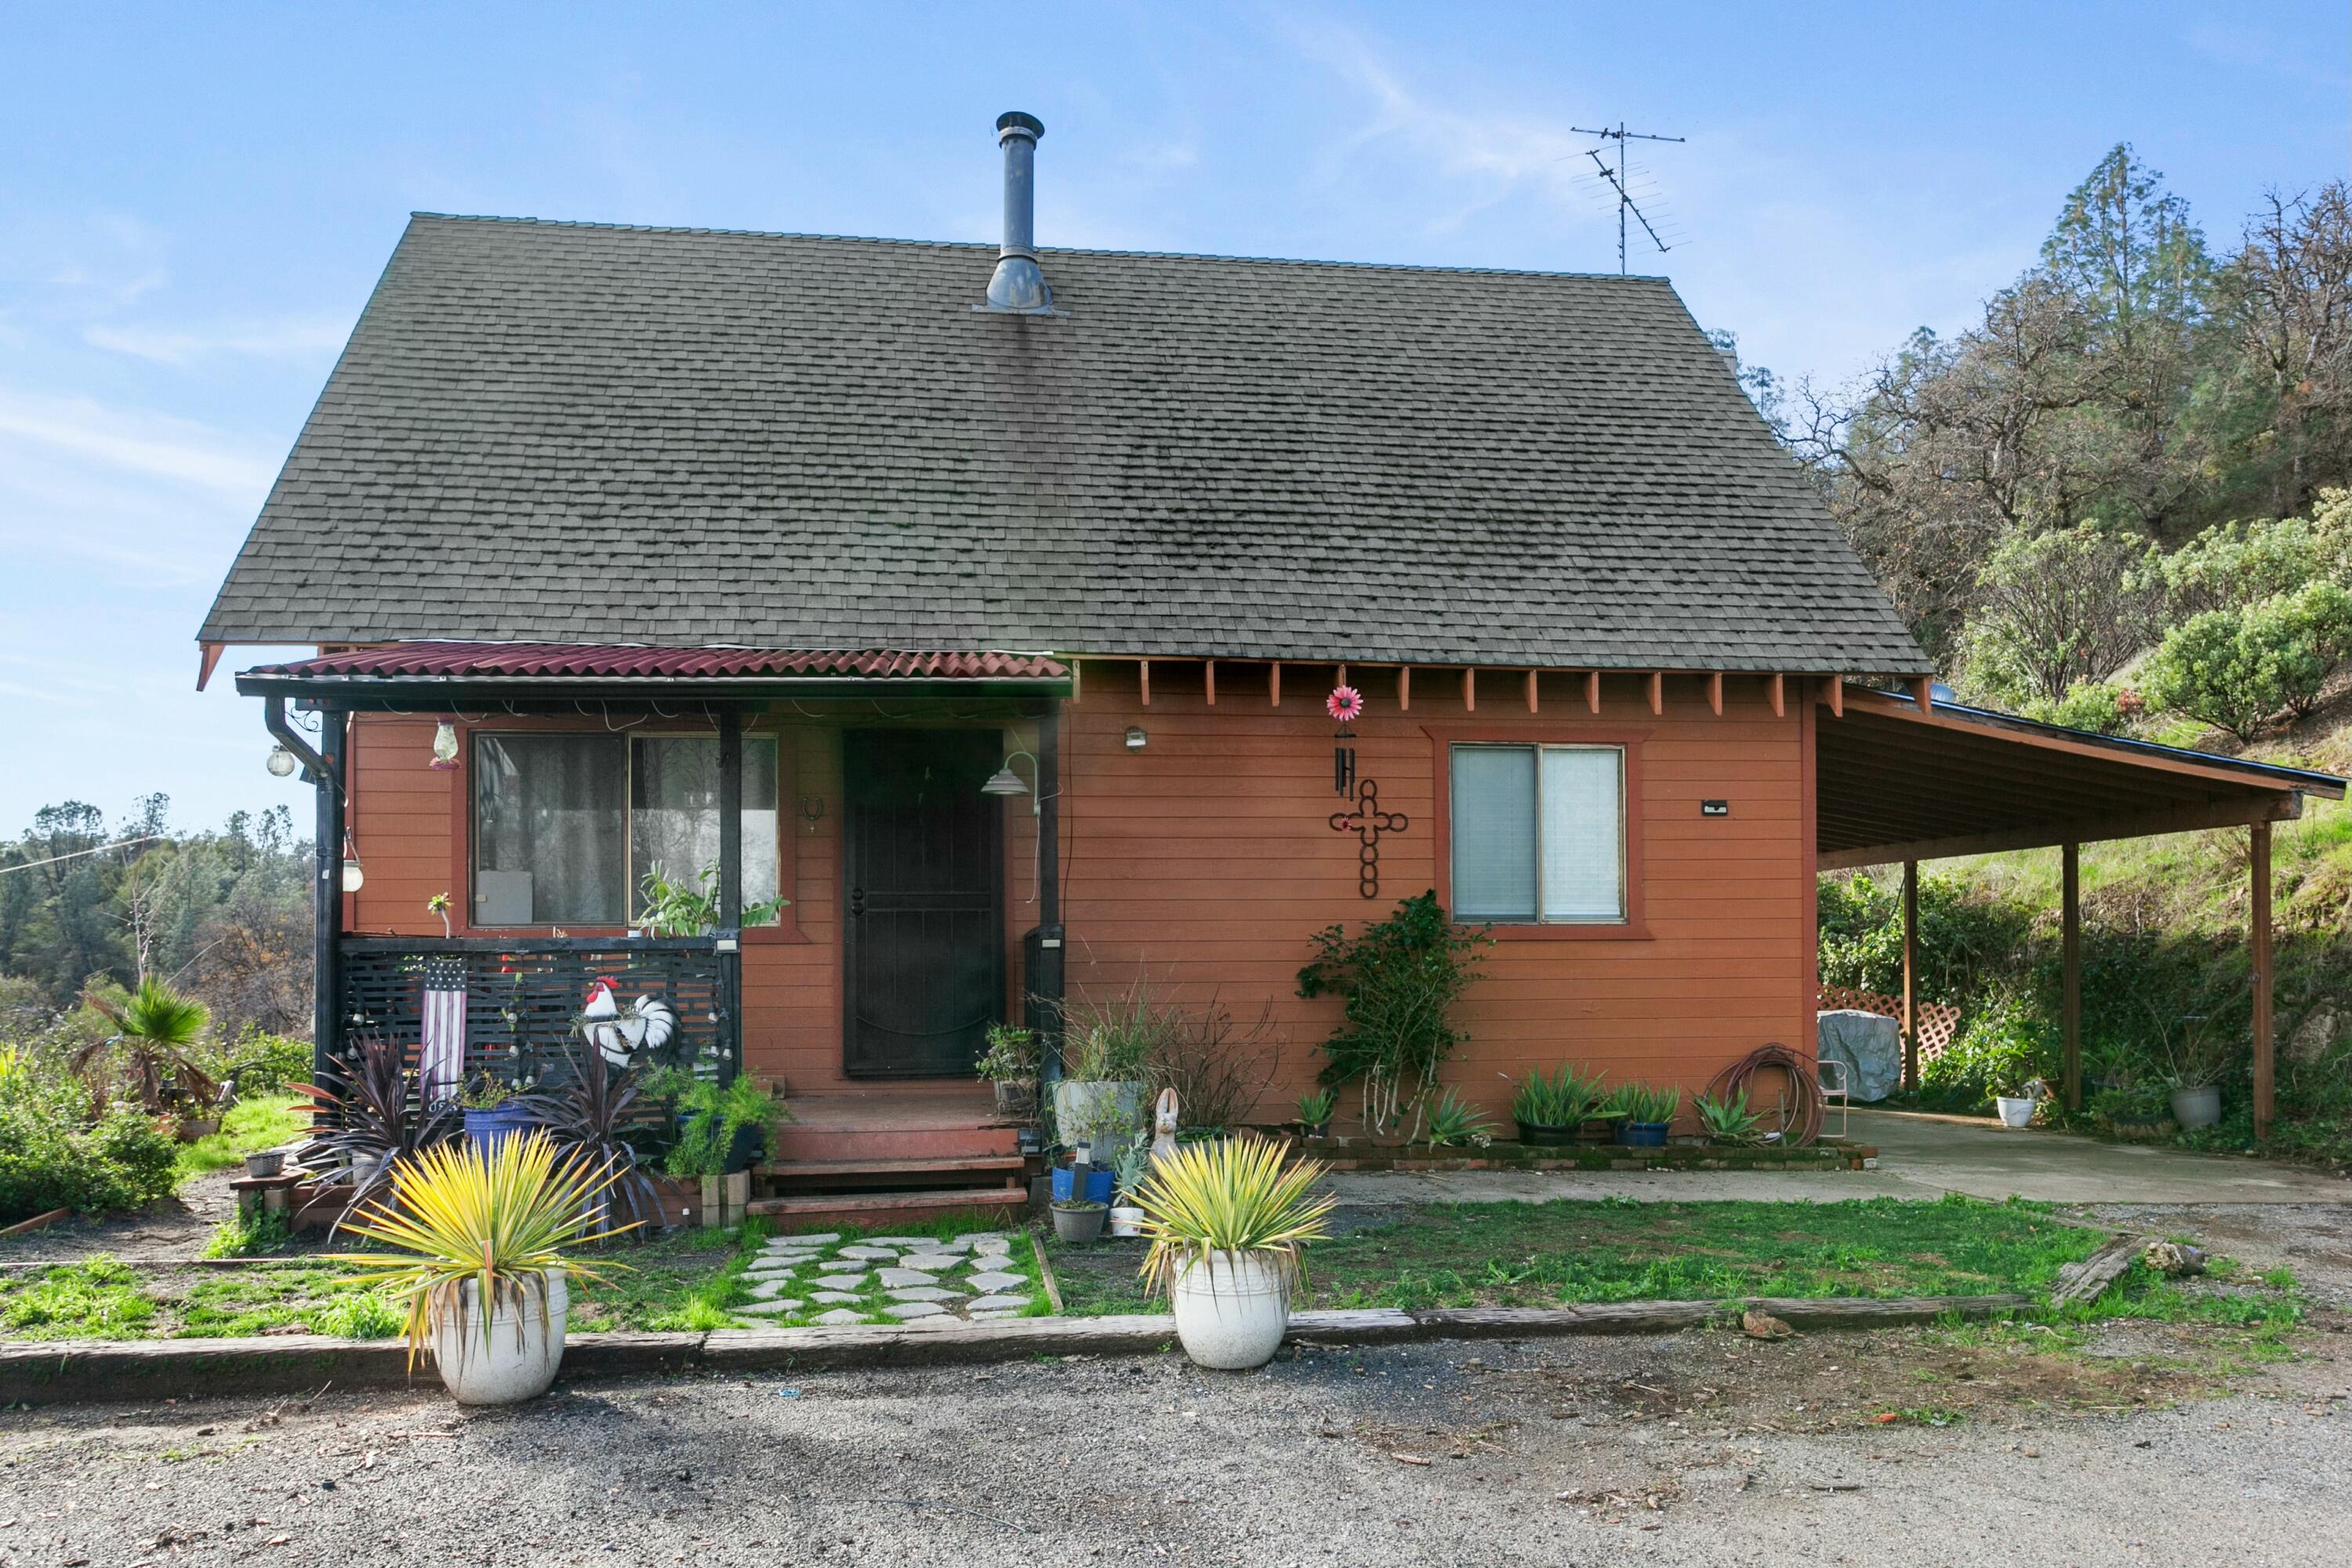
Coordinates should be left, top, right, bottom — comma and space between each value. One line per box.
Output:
5, 1202, 2350, 1568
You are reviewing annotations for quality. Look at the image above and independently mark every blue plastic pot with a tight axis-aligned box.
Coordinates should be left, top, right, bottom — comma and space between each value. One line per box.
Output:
1615, 1121, 1670, 1148
464, 1102, 540, 1160
1051, 1165, 1116, 1205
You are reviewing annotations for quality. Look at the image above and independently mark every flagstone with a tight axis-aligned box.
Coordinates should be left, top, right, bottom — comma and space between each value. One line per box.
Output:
775, 1232, 841, 1246
811, 1290, 864, 1305
881, 1301, 947, 1319
897, 1254, 960, 1272
966, 1270, 1025, 1292
813, 1272, 868, 1290
877, 1268, 938, 1288
748, 1277, 800, 1299
735, 1298, 804, 1316
884, 1286, 963, 1303
966, 1294, 1033, 1312
837, 1245, 898, 1261
811, 1308, 867, 1325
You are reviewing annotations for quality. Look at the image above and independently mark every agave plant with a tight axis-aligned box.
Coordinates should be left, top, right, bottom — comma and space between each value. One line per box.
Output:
524, 1047, 662, 1236
294, 1033, 458, 1215
329, 1131, 632, 1367
1295, 1087, 1338, 1129
1610, 1082, 1682, 1127
78, 978, 217, 1115
1508, 1063, 1606, 1127
1693, 1089, 1762, 1145
1133, 1135, 1334, 1296
1423, 1087, 1497, 1149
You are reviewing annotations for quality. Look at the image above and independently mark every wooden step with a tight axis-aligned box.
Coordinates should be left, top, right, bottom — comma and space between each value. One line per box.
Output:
744, 1186, 1025, 1231
760, 1154, 1028, 1181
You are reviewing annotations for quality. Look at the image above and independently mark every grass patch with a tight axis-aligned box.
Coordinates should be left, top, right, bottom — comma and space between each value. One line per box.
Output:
1047, 1194, 2107, 1316
0, 1258, 158, 1339
172, 1094, 306, 1185
0, 1255, 403, 1341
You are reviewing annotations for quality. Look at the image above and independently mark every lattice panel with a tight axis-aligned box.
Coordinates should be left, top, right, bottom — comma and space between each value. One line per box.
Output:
1817, 985, 1962, 1062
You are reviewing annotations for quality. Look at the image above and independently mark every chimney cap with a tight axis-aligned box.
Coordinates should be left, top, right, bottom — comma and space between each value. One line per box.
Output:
996, 110, 1044, 141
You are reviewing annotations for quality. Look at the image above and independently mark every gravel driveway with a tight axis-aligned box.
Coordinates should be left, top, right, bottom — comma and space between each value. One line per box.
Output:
5, 1302, 2347, 1567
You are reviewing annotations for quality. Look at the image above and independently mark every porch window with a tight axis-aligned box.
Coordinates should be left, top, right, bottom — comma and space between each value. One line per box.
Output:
470, 732, 781, 927
1448, 743, 1625, 923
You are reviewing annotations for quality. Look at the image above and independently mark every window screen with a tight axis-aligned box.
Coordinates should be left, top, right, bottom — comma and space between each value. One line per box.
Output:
630, 735, 782, 920
473, 734, 626, 925
1449, 743, 1626, 923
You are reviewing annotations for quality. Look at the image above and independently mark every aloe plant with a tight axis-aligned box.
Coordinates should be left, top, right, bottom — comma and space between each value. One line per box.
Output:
1508, 1063, 1605, 1127
1693, 1089, 1762, 1145
1610, 1082, 1682, 1127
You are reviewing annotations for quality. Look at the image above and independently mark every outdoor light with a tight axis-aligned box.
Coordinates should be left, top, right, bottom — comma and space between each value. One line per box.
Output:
980, 750, 1041, 817
428, 720, 459, 770
1123, 726, 1148, 751
265, 745, 298, 778
340, 833, 365, 893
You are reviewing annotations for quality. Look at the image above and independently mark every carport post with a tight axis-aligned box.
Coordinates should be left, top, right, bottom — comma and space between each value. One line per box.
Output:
2062, 842, 2081, 1112
1900, 862, 1919, 1091
2252, 820, 2274, 1140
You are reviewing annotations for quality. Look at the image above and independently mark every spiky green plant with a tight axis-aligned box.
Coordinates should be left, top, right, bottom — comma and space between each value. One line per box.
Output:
1295, 1088, 1338, 1128
78, 978, 216, 1113
1423, 1088, 1497, 1148
328, 1131, 633, 1367
1610, 1082, 1682, 1127
1693, 1090, 1762, 1145
1508, 1063, 1606, 1127
1134, 1136, 1334, 1297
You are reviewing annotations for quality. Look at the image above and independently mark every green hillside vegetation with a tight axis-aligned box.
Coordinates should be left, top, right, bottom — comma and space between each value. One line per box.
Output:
1787, 147, 2352, 1161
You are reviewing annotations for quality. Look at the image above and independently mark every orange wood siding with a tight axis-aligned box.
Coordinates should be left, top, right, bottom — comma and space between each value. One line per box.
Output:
341, 667, 1817, 1125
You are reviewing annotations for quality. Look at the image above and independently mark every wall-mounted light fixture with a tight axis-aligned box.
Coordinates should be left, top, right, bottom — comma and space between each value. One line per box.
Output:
1123, 726, 1148, 751
340, 831, 366, 893
981, 750, 1040, 815
429, 720, 460, 770
265, 745, 298, 778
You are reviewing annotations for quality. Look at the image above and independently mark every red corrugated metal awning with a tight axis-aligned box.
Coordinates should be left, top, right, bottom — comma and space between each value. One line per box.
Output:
248, 643, 1068, 681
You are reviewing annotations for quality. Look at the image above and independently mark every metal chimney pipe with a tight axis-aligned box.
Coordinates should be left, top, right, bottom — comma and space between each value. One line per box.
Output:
985, 111, 1051, 314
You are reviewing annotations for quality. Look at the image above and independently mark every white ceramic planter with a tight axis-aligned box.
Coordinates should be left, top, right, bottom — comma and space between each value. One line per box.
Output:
2169, 1084, 2222, 1130
429, 1270, 568, 1405
1995, 1095, 2035, 1129
1052, 1080, 1146, 1150
1169, 1249, 1291, 1370
1108, 1204, 1145, 1238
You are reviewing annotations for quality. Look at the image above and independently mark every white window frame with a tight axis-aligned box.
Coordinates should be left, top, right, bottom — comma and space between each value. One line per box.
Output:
1448, 742, 1628, 925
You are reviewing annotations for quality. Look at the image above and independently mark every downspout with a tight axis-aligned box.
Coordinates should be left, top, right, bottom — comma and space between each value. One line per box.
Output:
264, 694, 331, 783
267, 695, 345, 1094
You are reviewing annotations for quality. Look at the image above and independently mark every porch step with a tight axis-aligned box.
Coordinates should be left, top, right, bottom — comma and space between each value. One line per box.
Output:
769, 1090, 1020, 1166
744, 1186, 1025, 1232
761, 1154, 1029, 1183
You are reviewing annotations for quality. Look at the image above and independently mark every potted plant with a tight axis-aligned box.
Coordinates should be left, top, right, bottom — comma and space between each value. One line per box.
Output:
458, 1071, 539, 1159
295, 1033, 459, 1217
1049, 1138, 1117, 1205
1052, 1197, 1108, 1243
975, 1022, 1041, 1120
1991, 1072, 2041, 1129
1610, 1083, 1679, 1147
663, 1074, 789, 1226
1693, 1089, 1762, 1145
528, 1047, 662, 1236
1134, 1136, 1334, 1370
1508, 1063, 1602, 1146
243, 1148, 287, 1178
2159, 1014, 2227, 1131
1054, 982, 1166, 1164
1108, 1136, 1150, 1238
1294, 1088, 1337, 1141
331, 1131, 632, 1405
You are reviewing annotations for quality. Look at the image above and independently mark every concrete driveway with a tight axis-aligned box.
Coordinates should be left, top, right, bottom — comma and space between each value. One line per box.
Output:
1327, 1107, 2351, 1207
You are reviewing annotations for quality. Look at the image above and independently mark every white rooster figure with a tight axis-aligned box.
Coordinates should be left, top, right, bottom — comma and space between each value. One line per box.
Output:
581, 977, 677, 1069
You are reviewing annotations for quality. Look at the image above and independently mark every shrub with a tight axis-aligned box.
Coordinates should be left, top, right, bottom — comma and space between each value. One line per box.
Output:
2141, 579, 2352, 739
0, 1073, 179, 1223
1920, 998, 2053, 1114
2140, 504, 2352, 618
1955, 524, 2159, 709
1817, 870, 2031, 1008
1297, 891, 1491, 1140
2017, 680, 2141, 735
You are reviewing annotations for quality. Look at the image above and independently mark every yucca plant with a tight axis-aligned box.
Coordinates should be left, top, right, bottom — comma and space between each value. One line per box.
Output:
1134, 1135, 1334, 1298
1693, 1089, 1762, 1145
1295, 1087, 1338, 1129
1508, 1063, 1605, 1127
1610, 1082, 1682, 1127
330, 1131, 633, 1367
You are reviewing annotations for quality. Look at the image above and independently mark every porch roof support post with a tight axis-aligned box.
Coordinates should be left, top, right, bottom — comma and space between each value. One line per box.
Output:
717, 706, 743, 1086
2062, 842, 2082, 1112
312, 705, 346, 1097
2252, 819, 2274, 1140
1037, 700, 1065, 1082
1900, 859, 1918, 1092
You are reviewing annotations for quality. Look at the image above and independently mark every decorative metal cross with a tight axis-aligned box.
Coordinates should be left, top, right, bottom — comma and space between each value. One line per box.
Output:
1329, 777, 1407, 900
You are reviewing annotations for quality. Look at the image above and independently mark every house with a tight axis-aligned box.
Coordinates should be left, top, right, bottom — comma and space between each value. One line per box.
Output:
201, 112, 2339, 1210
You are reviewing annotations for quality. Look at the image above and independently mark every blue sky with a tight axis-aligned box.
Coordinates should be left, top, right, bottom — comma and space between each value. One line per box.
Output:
2, 2, 2346, 836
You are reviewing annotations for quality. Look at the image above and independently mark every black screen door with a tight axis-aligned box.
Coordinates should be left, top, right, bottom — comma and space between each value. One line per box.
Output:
842, 728, 1006, 1077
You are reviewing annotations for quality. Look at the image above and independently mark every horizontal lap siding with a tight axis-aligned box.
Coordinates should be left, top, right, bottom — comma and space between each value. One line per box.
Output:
347, 716, 456, 938
1062, 664, 1811, 1125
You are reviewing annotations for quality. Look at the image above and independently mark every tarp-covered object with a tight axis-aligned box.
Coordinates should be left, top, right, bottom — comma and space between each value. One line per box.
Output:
1816, 1010, 1903, 1102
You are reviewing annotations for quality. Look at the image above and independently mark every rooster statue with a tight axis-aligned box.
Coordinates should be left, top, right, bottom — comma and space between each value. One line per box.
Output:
580, 978, 677, 1069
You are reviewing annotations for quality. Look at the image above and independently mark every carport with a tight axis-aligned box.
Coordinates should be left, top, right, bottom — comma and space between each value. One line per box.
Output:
1813, 684, 2347, 1136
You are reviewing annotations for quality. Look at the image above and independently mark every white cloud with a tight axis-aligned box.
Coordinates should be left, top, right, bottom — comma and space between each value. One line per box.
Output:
85, 317, 349, 365
0, 389, 280, 496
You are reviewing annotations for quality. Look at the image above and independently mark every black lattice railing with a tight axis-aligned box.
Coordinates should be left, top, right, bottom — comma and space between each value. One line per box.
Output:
336, 935, 740, 1090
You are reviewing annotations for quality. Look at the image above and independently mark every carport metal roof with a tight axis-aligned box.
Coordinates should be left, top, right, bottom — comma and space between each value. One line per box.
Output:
1817, 687, 2343, 871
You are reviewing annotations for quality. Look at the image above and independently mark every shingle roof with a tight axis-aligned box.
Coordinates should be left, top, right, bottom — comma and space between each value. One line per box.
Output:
199, 213, 1929, 675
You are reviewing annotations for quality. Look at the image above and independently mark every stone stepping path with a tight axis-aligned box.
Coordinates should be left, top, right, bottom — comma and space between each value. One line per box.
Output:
720, 1228, 1036, 1329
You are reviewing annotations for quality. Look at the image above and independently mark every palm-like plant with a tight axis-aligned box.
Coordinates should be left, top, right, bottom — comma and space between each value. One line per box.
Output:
330, 1131, 633, 1367
1134, 1135, 1335, 1298
78, 978, 216, 1114
525, 1047, 661, 1236
295, 1032, 457, 1215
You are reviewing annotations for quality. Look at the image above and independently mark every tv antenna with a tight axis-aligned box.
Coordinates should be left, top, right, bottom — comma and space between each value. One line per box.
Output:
1569, 122, 1686, 273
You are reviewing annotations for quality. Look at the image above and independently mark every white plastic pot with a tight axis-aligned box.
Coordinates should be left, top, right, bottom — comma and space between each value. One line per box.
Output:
429, 1270, 568, 1405
1108, 1204, 1145, 1238
1995, 1095, 2036, 1129
2169, 1084, 2222, 1131
1169, 1249, 1291, 1370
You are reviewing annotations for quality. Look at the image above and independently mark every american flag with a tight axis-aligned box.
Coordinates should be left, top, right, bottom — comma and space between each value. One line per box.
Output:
421, 955, 466, 1107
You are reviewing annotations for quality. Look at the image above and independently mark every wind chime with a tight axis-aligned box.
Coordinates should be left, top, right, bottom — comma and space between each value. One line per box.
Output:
1325, 681, 1406, 900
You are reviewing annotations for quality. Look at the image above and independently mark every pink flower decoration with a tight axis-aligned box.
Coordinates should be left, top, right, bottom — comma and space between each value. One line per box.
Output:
1326, 684, 1365, 723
